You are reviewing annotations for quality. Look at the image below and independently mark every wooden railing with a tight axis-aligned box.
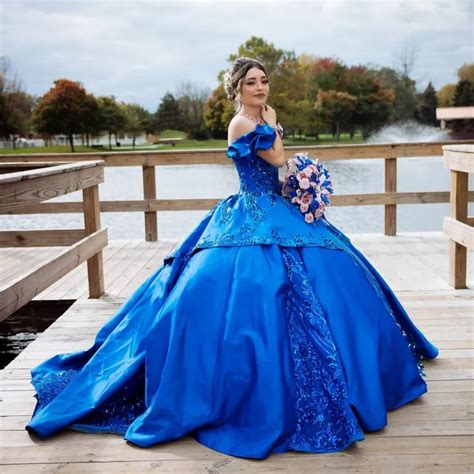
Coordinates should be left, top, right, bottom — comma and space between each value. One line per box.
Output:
442, 144, 474, 289
1, 139, 474, 241
0, 160, 108, 320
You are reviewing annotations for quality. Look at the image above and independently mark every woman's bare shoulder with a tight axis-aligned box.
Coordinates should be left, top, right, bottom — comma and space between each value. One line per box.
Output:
228, 115, 257, 145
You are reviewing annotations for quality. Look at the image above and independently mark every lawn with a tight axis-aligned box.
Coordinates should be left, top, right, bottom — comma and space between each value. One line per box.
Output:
0, 131, 365, 154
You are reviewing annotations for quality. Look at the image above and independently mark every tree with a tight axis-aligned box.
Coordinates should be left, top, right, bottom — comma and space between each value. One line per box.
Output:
314, 90, 357, 141
154, 92, 183, 133
417, 82, 438, 126
453, 79, 474, 106
80, 93, 100, 147
458, 63, 474, 83
436, 64, 474, 108
375, 67, 418, 122
210, 37, 299, 136
344, 66, 395, 139
437, 83, 456, 107
268, 51, 309, 137
122, 102, 149, 149
305, 56, 347, 103
451, 79, 474, 137
226, 36, 286, 78
295, 98, 323, 140
203, 83, 234, 139
395, 40, 420, 80
175, 81, 211, 140
0, 56, 35, 145
32, 79, 93, 152
355, 85, 395, 139
97, 96, 127, 149
382, 40, 421, 122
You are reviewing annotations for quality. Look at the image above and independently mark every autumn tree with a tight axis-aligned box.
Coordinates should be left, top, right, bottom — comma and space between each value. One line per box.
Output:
314, 90, 357, 141
32, 79, 95, 152
207, 37, 296, 137
436, 63, 474, 108
437, 84, 456, 107
227, 36, 286, 78
458, 63, 474, 83
203, 83, 234, 139
268, 51, 310, 137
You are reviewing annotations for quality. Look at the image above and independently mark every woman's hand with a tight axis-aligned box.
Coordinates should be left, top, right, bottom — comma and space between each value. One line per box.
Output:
261, 104, 277, 127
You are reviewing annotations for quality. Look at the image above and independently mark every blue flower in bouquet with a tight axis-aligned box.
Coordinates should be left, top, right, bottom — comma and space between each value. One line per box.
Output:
281, 152, 333, 223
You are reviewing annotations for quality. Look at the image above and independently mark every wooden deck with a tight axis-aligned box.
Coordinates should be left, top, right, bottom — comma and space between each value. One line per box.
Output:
1, 232, 473, 472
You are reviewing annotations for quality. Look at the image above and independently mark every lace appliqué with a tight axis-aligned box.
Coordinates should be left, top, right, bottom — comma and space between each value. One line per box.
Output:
216, 195, 237, 226
189, 191, 349, 251
31, 367, 145, 434
281, 247, 364, 452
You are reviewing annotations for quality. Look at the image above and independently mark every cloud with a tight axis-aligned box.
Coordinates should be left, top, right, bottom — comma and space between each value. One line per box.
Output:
2, 0, 472, 110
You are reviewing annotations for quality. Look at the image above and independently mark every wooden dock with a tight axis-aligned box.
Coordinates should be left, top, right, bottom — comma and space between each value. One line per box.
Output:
1, 232, 473, 472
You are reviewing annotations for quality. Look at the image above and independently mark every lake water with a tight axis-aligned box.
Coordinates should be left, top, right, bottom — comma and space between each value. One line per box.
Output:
1, 156, 473, 239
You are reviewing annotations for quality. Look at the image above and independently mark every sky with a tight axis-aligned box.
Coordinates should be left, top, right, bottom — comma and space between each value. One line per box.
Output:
1, 0, 472, 112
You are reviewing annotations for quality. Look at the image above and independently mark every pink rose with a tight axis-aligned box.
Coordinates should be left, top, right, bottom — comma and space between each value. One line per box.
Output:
301, 192, 312, 204
305, 212, 314, 223
299, 177, 310, 189
297, 171, 307, 181
300, 203, 309, 213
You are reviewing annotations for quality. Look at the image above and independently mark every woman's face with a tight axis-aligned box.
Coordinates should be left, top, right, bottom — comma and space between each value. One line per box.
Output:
238, 67, 269, 106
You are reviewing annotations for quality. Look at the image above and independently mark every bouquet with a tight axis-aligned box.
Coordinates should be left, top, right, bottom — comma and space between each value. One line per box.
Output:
281, 152, 333, 223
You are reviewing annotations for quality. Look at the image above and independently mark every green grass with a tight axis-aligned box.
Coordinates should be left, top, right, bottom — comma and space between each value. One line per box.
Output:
0, 145, 109, 154
158, 129, 187, 139
0, 132, 364, 154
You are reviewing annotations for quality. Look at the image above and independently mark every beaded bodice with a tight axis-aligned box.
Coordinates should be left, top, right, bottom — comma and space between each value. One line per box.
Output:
226, 123, 282, 195
163, 123, 351, 264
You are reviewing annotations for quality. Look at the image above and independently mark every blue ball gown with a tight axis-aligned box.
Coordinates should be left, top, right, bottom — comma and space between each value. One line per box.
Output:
26, 123, 439, 459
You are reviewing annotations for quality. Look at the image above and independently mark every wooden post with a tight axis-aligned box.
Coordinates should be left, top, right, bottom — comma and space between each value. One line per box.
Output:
448, 169, 468, 288
83, 185, 105, 297
142, 165, 158, 241
384, 157, 397, 236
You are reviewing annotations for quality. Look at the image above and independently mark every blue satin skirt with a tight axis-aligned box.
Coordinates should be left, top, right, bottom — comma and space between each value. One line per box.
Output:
26, 241, 439, 459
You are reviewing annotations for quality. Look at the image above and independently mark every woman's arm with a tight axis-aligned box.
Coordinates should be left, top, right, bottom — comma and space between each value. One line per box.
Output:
256, 131, 286, 167
257, 105, 286, 167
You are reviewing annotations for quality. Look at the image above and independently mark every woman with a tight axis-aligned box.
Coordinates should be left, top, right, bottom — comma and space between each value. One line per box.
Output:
26, 57, 439, 460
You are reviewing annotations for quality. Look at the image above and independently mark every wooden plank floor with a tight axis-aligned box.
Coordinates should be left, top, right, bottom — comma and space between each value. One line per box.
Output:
0, 231, 472, 299
1, 232, 473, 472
0, 238, 178, 301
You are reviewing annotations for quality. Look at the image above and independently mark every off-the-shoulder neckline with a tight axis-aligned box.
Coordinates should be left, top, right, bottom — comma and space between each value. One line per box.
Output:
227, 122, 274, 148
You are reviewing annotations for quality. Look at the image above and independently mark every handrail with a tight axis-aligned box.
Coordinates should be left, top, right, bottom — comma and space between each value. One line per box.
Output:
2, 139, 474, 240
442, 144, 474, 289
0, 160, 108, 320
